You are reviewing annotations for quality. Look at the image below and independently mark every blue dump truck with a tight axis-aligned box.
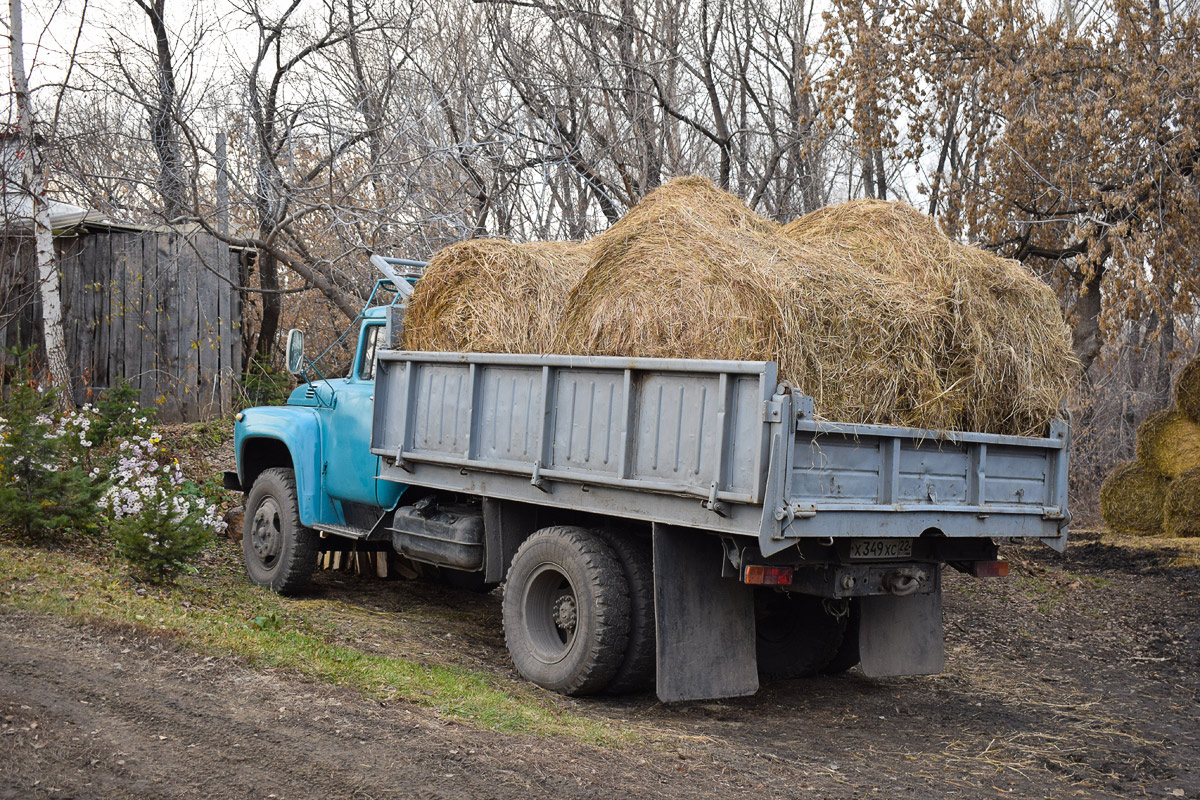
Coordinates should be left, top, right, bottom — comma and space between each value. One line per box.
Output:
225, 258, 1070, 702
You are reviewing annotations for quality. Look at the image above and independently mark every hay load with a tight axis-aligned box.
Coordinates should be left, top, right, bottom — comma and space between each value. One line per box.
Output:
402, 239, 591, 354
1100, 460, 1167, 535
1134, 408, 1200, 479
408, 178, 1075, 435
554, 178, 956, 429
782, 200, 1077, 436
1164, 467, 1200, 538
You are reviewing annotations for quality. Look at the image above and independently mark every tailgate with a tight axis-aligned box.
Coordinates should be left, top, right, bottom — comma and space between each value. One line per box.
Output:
759, 395, 1070, 555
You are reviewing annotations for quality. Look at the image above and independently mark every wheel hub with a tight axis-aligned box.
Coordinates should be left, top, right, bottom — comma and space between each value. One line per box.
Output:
250, 497, 283, 564
552, 594, 577, 633
522, 563, 581, 663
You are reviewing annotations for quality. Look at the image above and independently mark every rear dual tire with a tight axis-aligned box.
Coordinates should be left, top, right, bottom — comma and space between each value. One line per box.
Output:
502, 527, 630, 696
597, 530, 656, 694
755, 590, 848, 680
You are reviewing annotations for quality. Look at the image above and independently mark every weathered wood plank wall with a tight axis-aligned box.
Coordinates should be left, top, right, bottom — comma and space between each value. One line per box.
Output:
0, 226, 243, 422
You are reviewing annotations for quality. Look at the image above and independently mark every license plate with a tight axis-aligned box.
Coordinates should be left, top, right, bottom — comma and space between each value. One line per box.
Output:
849, 538, 913, 560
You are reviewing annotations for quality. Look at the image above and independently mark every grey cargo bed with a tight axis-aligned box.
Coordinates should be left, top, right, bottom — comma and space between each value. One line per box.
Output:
370, 352, 1069, 554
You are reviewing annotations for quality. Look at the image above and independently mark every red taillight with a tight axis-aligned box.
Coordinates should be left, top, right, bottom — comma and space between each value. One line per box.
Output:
744, 565, 794, 586
970, 560, 1010, 578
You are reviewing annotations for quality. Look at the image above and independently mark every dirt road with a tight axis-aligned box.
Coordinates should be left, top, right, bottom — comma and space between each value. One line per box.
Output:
1, 535, 1197, 799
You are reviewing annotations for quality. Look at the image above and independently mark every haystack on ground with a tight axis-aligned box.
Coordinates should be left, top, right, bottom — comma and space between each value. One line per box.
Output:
1174, 355, 1200, 424
403, 239, 591, 354
1100, 460, 1168, 535
782, 200, 1077, 436
554, 178, 957, 429
1134, 408, 1200, 479
1163, 467, 1200, 538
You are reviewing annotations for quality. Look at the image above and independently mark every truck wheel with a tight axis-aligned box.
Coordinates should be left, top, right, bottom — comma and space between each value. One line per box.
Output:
242, 468, 319, 595
755, 590, 845, 681
502, 527, 630, 696
821, 598, 861, 675
598, 529, 656, 694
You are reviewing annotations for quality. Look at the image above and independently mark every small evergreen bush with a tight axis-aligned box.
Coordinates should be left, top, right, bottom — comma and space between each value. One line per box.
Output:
100, 427, 225, 583
87, 378, 149, 451
0, 376, 103, 542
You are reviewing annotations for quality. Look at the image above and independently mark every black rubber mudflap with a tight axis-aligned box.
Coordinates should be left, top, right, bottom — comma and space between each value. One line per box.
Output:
858, 589, 945, 678
653, 524, 758, 702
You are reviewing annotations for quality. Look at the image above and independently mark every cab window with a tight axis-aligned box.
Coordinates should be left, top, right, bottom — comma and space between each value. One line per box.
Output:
358, 324, 382, 380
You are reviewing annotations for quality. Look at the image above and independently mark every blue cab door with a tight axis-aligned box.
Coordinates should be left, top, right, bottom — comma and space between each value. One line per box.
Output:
319, 323, 397, 512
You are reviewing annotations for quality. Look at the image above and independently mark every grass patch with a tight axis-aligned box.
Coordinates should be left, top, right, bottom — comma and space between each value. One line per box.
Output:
0, 543, 631, 746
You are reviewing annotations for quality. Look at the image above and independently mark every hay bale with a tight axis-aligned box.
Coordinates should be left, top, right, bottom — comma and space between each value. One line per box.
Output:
1099, 460, 1167, 535
782, 200, 1078, 436
1174, 355, 1200, 424
1164, 467, 1200, 538
402, 239, 591, 354
1135, 408, 1200, 479
555, 178, 958, 429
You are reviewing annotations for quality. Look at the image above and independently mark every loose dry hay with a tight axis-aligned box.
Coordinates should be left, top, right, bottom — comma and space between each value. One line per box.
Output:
1173, 355, 1200, 424
402, 239, 592, 354
1163, 467, 1200, 538
782, 200, 1078, 435
555, 178, 956, 429
559, 180, 1071, 432
409, 180, 1075, 434
1099, 460, 1167, 536
1134, 408, 1200, 479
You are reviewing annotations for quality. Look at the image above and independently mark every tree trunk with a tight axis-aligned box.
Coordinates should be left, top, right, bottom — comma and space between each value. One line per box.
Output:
9, 0, 72, 407
255, 250, 281, 361
138, 0, 188, 219
1071, 266, 1104, 375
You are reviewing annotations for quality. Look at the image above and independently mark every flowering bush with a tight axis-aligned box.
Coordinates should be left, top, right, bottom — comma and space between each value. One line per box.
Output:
2, 357, 226, 579
101, 426, 226, 583
0, 378, 103, 542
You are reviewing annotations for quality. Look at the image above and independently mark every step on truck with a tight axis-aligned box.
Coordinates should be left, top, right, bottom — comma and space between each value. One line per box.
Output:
225, 258, 1070, 702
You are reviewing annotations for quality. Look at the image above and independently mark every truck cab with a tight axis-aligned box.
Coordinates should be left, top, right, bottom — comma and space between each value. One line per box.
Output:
232, 306, 401, 524
225, 263, 422, 592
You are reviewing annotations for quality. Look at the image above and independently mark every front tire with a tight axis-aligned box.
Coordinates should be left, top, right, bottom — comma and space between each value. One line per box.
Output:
502, 527, 630, 696
242, 467, 319, 595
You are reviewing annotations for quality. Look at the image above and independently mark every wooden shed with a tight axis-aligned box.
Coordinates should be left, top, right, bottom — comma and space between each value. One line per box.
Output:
0, 216, 246, 422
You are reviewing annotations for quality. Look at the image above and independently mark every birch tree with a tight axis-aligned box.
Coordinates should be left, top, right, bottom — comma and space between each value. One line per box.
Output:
8, 0, 72, 404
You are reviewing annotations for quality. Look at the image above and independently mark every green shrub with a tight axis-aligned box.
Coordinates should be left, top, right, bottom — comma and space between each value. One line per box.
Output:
87, 378, 152, 451
100, 428, 225, 583
0, 377, 103, 542
242, 360, 294, 407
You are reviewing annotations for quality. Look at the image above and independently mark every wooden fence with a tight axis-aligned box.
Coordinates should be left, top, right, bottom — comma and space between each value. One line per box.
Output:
1, 224, 244, 422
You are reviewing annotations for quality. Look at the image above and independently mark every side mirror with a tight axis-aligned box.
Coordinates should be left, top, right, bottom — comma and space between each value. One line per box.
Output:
284, 329, 306, 376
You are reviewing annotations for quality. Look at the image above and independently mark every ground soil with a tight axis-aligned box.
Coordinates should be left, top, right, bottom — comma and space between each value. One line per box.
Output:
1, 532, 1198, 799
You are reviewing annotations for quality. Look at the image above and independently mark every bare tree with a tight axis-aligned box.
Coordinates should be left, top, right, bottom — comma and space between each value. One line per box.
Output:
132, 0, 187, 219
